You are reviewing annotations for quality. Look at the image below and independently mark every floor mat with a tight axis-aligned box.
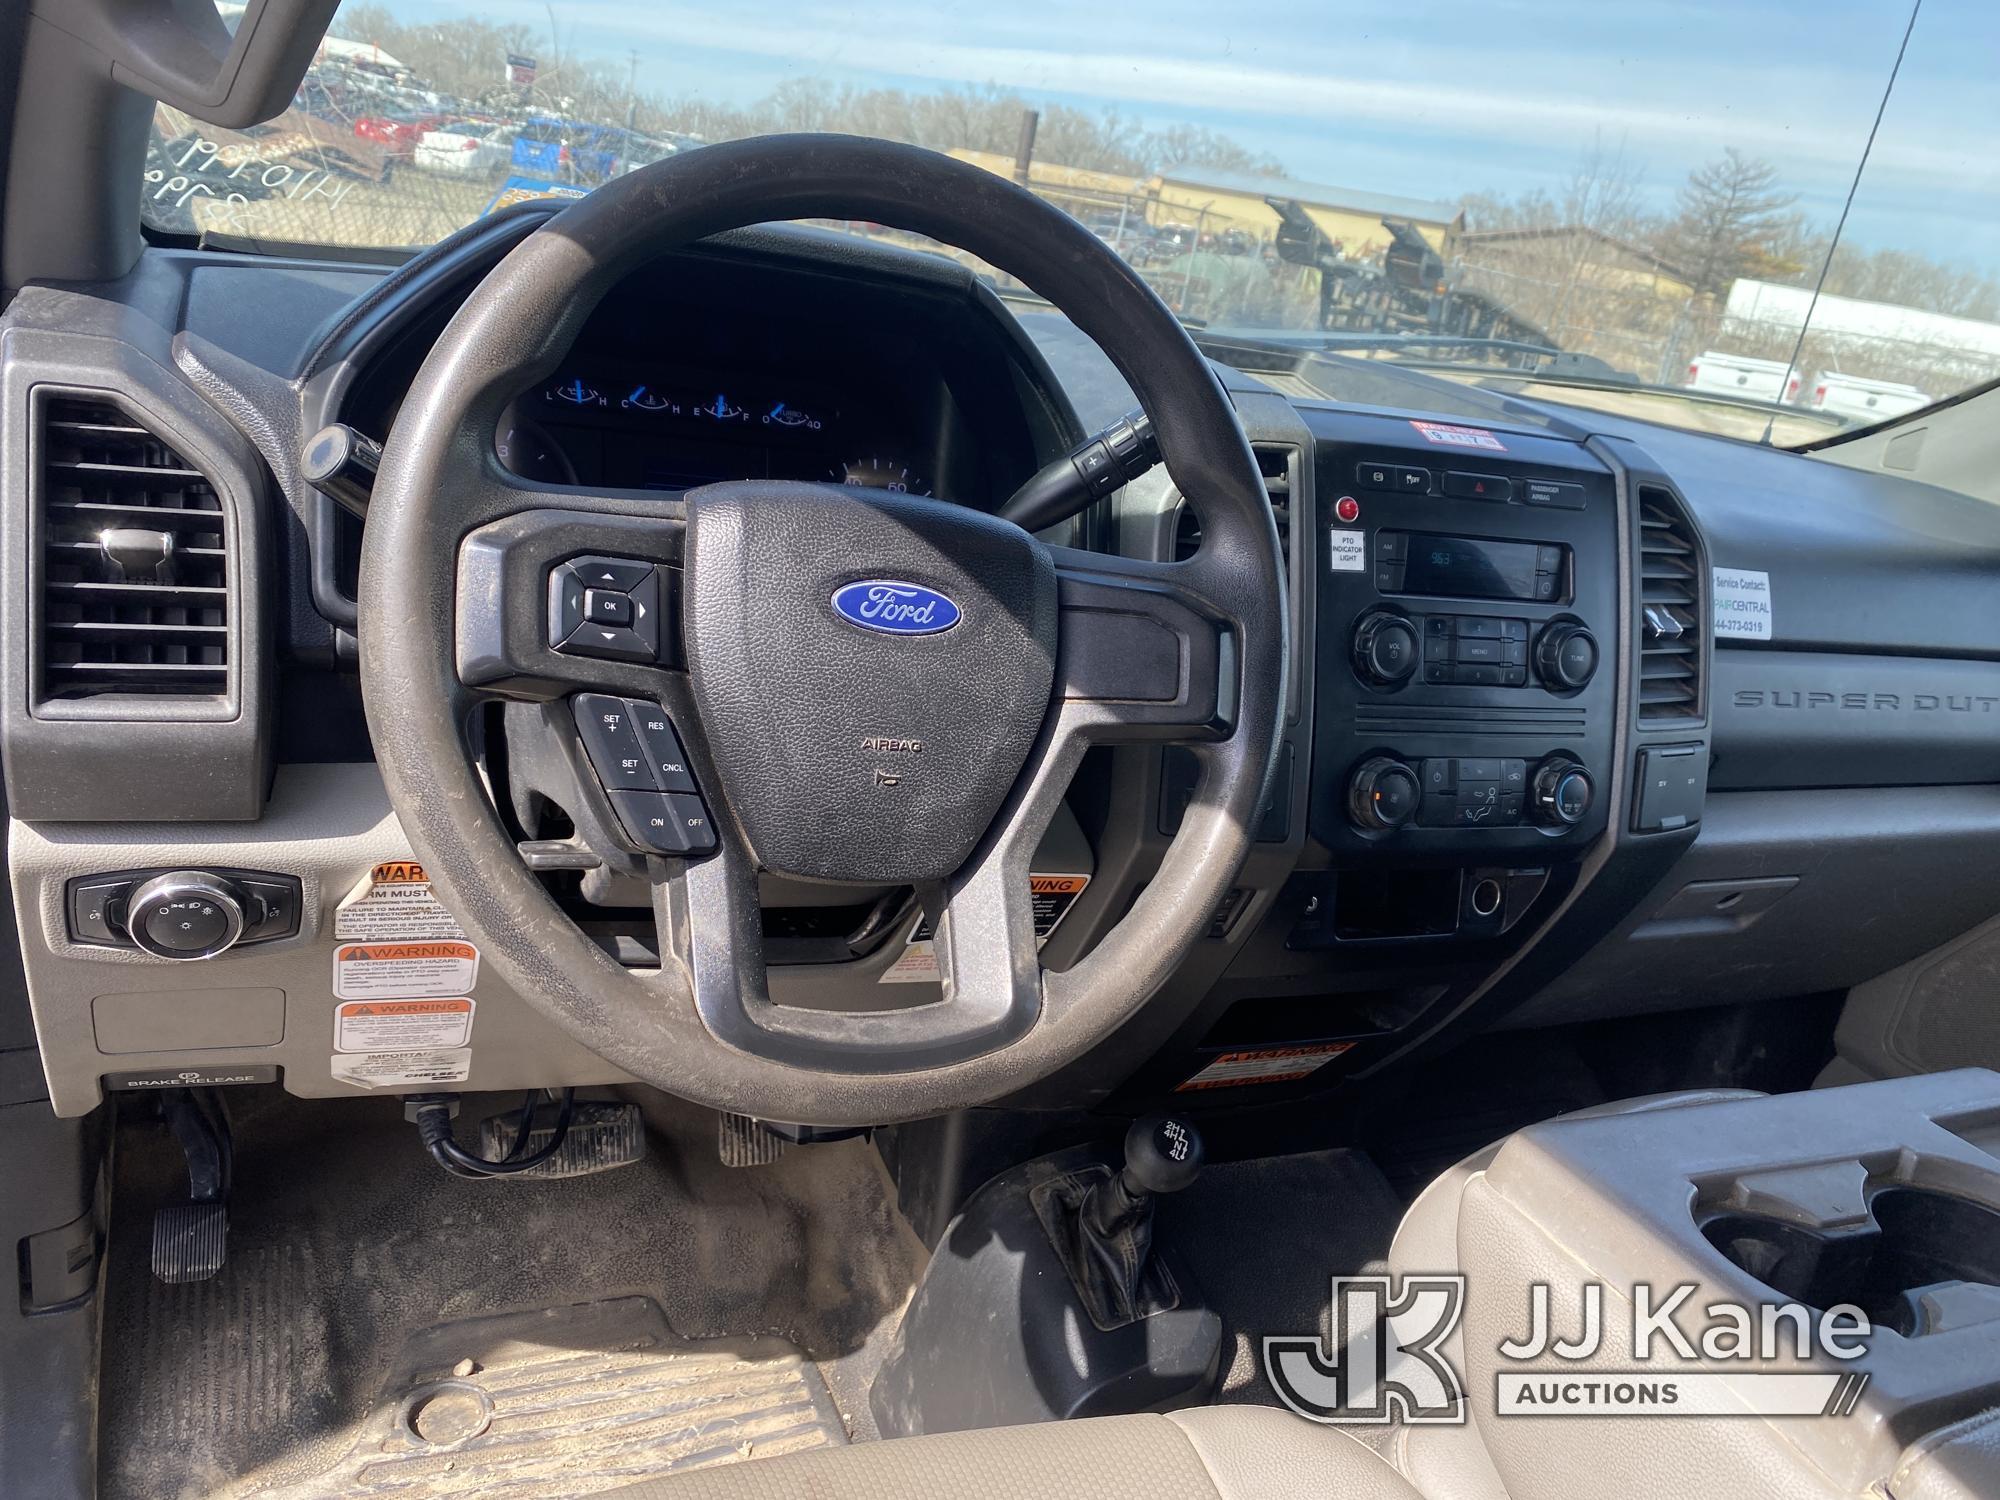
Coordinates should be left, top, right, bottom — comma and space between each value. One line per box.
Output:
101, 1088, 924, 1500
1156, 1146, 1403, 1408
251, 1298, 844, 1500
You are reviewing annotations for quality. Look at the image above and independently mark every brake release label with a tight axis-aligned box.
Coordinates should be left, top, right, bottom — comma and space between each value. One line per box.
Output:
333, 940, 479, 1000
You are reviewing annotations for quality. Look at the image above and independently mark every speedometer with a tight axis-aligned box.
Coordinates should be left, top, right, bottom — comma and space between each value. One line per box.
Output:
831, 457, 930, 496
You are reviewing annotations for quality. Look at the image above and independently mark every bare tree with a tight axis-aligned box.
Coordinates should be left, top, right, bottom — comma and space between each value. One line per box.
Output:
1650, 149, 1797, 298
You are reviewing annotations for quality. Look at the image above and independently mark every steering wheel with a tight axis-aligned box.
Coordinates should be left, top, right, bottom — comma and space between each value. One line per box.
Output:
360, 135, 1285, 1125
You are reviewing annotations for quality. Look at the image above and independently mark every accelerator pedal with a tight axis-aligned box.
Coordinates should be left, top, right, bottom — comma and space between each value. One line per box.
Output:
152, 1201, 229, 1284
718, 1111, 788, 1167
476, 1100, 645, 1179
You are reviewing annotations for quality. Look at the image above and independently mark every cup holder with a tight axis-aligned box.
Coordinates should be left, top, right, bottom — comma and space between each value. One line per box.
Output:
1701, 1186, 2000, 1338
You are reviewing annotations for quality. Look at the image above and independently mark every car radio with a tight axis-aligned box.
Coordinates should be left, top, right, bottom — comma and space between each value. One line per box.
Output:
1374, 531, 1568, 603
1307, 415, 1620, 858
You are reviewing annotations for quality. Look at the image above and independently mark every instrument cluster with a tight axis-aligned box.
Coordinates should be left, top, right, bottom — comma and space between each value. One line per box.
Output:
500, 364, 934, 496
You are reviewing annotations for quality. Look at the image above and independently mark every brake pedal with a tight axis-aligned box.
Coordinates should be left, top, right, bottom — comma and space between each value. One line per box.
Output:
152, 1088, 231, 1283
477, 1100, 645, 1179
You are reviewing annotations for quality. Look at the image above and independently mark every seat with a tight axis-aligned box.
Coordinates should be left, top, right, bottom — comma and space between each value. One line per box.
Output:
600, 1406, 1425, 1500
1385, 1089, 1764, 1500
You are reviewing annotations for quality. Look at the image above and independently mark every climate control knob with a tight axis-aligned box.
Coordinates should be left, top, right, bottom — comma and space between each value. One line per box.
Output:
125, 871, 247, 960
1530, 758, 1594, 827
1352, 611, 1420, 687
1348, 756, 1422, 832
1534, 622, 1599, 691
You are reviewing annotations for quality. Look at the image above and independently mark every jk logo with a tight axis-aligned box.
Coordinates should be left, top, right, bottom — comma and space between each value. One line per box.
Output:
1263, 1275, 1468, 1425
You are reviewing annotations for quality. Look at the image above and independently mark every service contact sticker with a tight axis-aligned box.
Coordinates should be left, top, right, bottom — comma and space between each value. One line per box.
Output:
1712, 567, 1774, 640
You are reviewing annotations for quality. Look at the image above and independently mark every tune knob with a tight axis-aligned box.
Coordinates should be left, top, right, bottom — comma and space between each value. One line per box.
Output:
1348, 756, 1422, 832
1352, 611, 1420, 687
1534, 622, 1599, 691
125, 871, 247, 960
1530, 758, 1594, 827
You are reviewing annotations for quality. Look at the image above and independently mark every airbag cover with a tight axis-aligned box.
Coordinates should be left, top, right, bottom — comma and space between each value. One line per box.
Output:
683, 481, 1057, 883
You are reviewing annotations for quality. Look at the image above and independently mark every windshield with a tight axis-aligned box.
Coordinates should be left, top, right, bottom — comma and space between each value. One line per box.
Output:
142, 1, 2000, 445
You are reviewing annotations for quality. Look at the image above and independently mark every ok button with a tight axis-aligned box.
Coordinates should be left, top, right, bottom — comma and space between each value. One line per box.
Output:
583, 588, 633, 627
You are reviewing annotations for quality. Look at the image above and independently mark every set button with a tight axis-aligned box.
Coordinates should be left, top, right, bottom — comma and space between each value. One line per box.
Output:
572, 695, 716, 855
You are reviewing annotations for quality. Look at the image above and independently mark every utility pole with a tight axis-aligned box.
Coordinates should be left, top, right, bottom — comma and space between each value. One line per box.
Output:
1013, 108, 1039, 186
625, 50, 639, 133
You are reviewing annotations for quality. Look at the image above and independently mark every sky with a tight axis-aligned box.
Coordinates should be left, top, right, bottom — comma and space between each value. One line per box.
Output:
362, 0, 2000, 274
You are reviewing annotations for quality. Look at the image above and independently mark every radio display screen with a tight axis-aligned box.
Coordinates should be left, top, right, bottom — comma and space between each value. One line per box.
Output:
1395, 533, 1546, 601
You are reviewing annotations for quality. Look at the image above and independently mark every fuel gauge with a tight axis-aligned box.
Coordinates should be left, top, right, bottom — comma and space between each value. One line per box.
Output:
692, 393, 748, 421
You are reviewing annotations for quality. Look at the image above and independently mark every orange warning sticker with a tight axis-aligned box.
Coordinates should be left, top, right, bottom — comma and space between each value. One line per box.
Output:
335, 858, 465, 943
1174, 1042, 1355, 1092
333, 940, 479, 1000
334, 997, 475, 1052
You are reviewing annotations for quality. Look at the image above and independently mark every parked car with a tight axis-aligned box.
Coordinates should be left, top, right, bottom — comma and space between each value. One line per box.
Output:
512, 116, 633, 182
1684, 350, 1793, 402
353, 108, 447, 158
1805, 371, 1932, 422
414, 120, 515, 174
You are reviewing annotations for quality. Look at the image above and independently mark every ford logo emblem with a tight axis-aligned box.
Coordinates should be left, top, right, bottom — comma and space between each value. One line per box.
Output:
830, 579, 961, 635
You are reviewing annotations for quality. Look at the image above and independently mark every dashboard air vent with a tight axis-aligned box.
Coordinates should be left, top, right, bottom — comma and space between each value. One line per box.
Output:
36, 395, 230, 701
1637, 484, 1702, 722
1174, 444, 1294, 563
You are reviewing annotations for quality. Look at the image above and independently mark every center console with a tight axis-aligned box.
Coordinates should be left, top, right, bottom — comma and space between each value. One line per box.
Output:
1309, 413, 1620, 904
1434, 1070, 2000, 1500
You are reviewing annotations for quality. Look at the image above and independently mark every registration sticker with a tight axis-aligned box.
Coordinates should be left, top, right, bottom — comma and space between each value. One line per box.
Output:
1409, 420, 1507, 452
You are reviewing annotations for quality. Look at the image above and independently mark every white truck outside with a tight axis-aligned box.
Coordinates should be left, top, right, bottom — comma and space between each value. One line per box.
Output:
1684, 351, 1793, 402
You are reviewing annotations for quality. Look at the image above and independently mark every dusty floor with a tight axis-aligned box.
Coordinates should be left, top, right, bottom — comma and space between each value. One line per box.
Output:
101, 1087, 925, 1500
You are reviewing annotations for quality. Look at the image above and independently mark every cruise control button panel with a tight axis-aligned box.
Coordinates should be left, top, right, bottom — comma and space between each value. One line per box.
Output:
571, 696, 717, 856
549, 556, 664, 663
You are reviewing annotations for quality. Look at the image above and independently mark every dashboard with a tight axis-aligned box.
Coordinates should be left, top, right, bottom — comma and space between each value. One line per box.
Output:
6, 206, 2000, 1122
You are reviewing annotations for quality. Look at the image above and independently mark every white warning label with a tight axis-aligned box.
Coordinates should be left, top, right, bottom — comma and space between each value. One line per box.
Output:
330, 1049, 472, 1089
334, 860, 466, 942
333, 997, 475, 1052
333, 940, 479, 1000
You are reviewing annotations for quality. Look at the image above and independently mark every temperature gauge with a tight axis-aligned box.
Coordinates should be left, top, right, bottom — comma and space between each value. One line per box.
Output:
692, 393, 748, 421
620, 384, 674, 412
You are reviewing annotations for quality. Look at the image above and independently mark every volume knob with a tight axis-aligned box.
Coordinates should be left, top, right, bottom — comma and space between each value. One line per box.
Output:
1352, 612, 1420, 687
